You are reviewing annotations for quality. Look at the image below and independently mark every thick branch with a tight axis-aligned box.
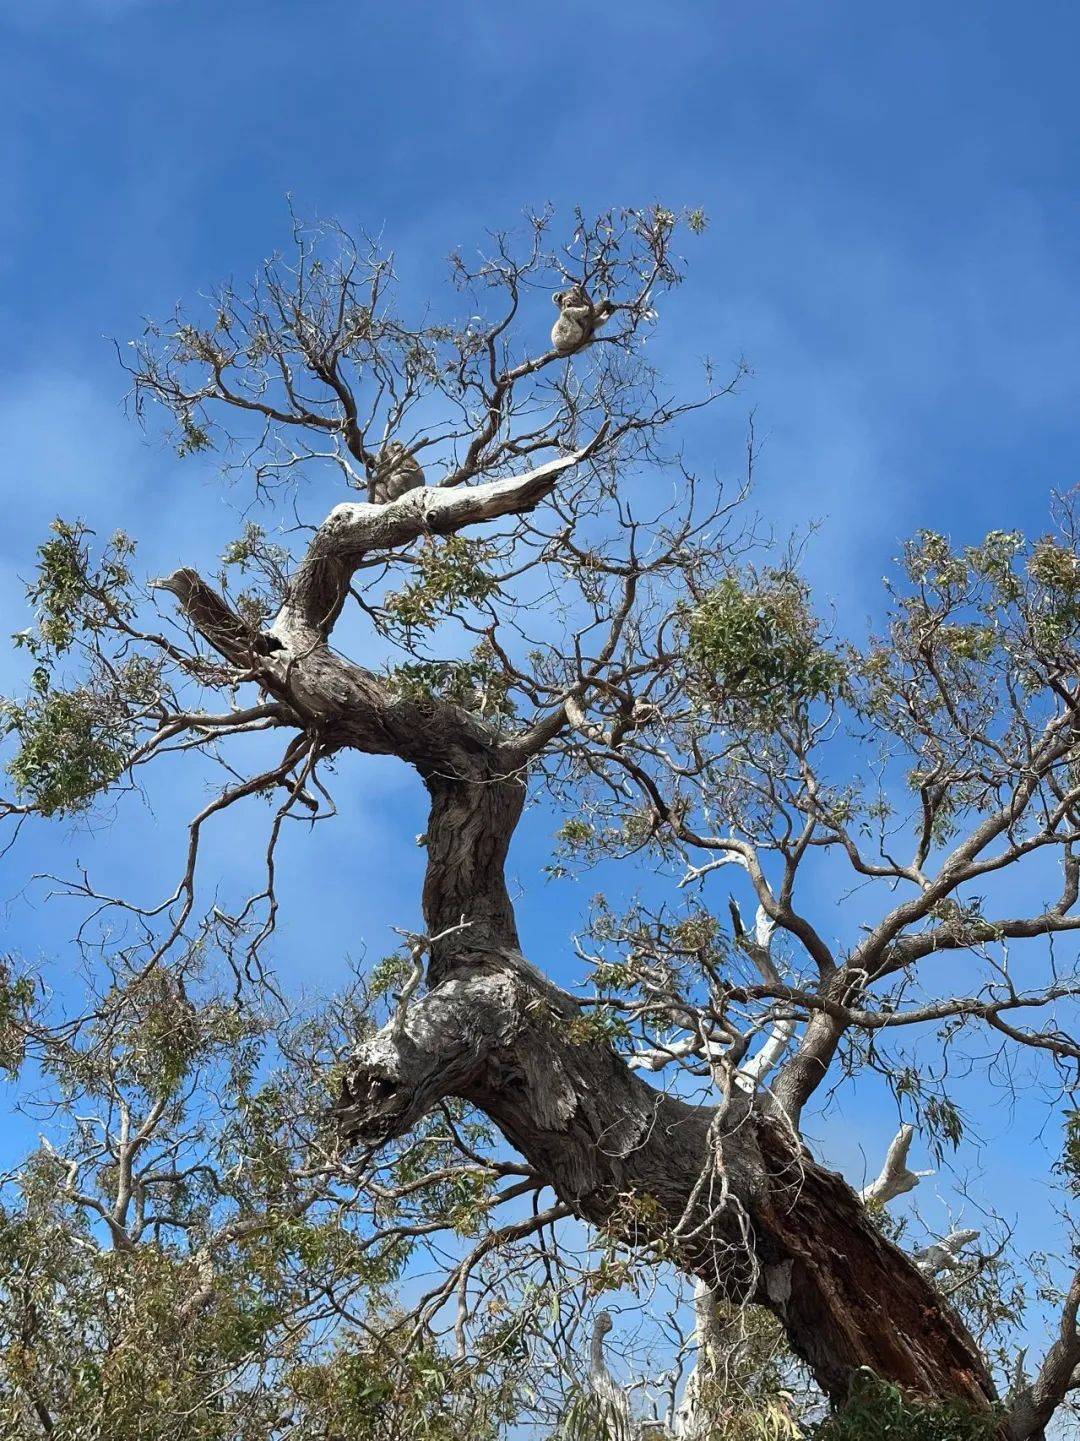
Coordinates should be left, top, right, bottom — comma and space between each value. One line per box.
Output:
149, 568, 261, 664
1007, 1268, 1080, 1440
276, 434, 606, 643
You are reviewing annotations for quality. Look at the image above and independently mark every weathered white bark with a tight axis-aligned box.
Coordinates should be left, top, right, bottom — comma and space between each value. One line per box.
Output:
916, 1229, 982, 1277
672, 1282, 725, 1439
859, 1124, 934, 1207
588, 1311, 635, 1441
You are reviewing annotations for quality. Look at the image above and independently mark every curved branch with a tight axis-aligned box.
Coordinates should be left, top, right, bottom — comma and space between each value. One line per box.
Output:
277, 430, 608, 642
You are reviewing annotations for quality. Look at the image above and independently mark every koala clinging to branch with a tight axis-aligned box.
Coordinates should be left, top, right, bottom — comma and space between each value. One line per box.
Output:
368, 441, 426, 504
550, 285, 616, 354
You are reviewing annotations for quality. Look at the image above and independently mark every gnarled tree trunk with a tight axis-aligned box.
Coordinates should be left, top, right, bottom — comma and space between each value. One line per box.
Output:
338, 768, 996, 1414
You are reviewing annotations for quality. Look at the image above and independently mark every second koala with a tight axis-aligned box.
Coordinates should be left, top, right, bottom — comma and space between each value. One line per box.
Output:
368, 442, 426, 504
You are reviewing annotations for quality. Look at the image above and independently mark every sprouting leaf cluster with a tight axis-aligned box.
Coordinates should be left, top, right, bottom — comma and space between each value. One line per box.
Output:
860, 524, 1080, 735
0, 958, 35, 1078
2, 520, 159, 816
387, 645, 515, 718
384, 535, 501, 635
1, 664, 153, 817
810, 1372, 1000, 1441
14, 519, 137, 679
685, 570, 846, 723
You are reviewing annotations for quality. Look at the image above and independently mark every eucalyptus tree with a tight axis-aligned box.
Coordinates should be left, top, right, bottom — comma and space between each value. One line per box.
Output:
1, 207, 1078, 1439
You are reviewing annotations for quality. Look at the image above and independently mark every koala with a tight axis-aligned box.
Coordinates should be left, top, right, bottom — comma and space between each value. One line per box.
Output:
368, 441, 426, 504
550, 285, 616, 354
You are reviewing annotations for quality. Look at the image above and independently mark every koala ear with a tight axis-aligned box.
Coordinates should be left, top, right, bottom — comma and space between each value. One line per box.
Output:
552, 290, 565, 305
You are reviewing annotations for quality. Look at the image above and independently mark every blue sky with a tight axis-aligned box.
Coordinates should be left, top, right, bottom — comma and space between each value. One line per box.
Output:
3, 0, 1080, 1374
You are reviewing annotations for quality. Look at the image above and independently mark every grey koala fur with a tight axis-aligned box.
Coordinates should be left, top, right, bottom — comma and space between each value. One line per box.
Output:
550, 285, 616, 354
368, 441, 426, 504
